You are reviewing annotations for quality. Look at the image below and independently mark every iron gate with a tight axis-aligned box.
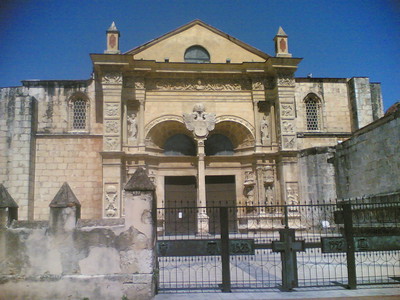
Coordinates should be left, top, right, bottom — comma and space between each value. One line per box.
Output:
156, 198, 400, 292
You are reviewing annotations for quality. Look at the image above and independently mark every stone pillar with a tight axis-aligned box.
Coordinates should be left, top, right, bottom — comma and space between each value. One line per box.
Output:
183, 103, 216, 235
49, 182, 81, 233
133, 78, 146, 151
124, 168, 156, 299
252, 77, 267, 152
0, 184, 18, 227
276, 70, 297, 151
196, 138, 209, 235
102, 72, 124, 218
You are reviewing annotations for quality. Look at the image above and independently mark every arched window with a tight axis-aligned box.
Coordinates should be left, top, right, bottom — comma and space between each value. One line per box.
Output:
184, 45, 210, 63
164, 134, 197, 156
304, 94, 322, 131
205, 134, 234, 156
69, 95, 89, 132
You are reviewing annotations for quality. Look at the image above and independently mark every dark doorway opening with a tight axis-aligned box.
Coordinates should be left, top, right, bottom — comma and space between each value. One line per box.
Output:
206, 175, 237, 233
164, 176, 197, 235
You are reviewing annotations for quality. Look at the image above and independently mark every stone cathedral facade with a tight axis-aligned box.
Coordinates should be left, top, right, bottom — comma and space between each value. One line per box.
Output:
0, 20, 383, 231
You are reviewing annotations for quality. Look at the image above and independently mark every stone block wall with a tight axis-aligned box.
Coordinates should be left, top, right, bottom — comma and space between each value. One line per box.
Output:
295, 79, 352, 134
334, 110, 400, 199
298, 147, 337, 204
34, 137, 103, 220
0, 87, 35, 220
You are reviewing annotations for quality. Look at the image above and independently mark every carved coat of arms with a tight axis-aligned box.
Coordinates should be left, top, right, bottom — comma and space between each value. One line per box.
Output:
183, 103, 216, 138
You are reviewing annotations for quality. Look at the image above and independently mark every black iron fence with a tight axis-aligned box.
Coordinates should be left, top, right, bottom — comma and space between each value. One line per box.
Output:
156, 194, 400, 292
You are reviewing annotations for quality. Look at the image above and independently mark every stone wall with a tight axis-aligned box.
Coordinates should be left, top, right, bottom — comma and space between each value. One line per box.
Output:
0, 170, 156, 300
298, 147, 337, 204
334, 110, 400, 199
34, 137, 103, 220
0, 87, 35, 220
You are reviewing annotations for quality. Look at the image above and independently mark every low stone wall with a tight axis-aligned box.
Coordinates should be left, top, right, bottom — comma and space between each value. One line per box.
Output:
0, 169, 156, 300
334, 110, 400, 199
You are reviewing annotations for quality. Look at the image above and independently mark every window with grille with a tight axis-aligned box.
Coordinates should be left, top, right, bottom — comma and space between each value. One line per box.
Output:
305, 95, 321, 131
69, 97, 89, 132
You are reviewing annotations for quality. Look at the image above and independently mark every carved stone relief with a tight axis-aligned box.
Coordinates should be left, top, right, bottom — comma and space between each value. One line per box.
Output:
148, 78, 250, 91
125, 78, 145, 89
105, 137, 120, 151
104, 184, 118, 217
183, 103, 216, 138
286, 182, 299, 205
277, 72, 295, 87
282, 135, 296, 149
243, 171, 256, 206
252, 79, 264, 91
282, 120, 294, 133
105, 103, 119, 117
102, 72, 123, 84
105, 120, 120, 134
281, 103, 295, 117
263, 166, 274, 184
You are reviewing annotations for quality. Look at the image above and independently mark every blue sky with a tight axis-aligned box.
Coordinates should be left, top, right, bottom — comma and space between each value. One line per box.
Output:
1, 0, 399, 110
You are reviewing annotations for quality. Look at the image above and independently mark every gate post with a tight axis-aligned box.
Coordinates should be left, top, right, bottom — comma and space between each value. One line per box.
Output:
342, 202, 357, 289
220, 207, 231, 292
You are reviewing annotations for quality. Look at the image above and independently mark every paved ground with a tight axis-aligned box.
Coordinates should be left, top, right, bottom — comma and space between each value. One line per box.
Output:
154, 285, 400, 299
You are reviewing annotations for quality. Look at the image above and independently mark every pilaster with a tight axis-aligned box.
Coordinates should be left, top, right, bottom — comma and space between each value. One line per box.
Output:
276, 70, 297, 151
102, 72, 124, 218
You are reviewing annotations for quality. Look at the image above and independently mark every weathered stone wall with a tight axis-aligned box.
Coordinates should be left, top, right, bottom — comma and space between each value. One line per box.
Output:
0, 87, 35, 220
0, 170, 156, 300
23, 80, 102, 135
295, 79, 352, 134
0, 220, 155, 300
298, 147, 337, 204
34, 137, 103, 220
334, 110, 400, 199
348, 77, 383, 131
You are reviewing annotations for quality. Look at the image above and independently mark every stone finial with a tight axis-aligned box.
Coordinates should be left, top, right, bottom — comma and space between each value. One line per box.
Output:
124, 168, 155, 191
105, 21, 121, 54
274, 26, 292, 58
50, 182, 81, 209
0, 184, 18, 226
108, 21, 118, 32
0, 184, 18, 208
49, 183, 81, 232
276, 26, 288, 37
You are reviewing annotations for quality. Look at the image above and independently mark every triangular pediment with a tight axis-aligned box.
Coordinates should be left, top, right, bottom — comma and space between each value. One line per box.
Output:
125, 20, 269, 63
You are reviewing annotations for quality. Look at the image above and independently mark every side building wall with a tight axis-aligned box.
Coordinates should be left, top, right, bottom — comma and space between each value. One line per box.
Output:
298, 147, 337, 205
334, 110, 400, 199
0, 87, 36, 220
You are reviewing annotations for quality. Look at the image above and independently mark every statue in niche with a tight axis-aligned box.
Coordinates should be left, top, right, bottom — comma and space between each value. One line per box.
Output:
127, 113, 138, 139
265, 185, 274, 205
287, 186, 299, 206
261, 115, 269, 145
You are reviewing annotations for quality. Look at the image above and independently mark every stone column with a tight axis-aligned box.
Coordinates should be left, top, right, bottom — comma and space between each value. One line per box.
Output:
183, 103, 216, 235
196, 138, 209, 235
124, 167, 156, 299
102, 72, 124, 218
133, 78, 146, 151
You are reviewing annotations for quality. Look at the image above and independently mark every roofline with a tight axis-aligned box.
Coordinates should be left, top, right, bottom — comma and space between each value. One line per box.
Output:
124, 19, 271, 59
